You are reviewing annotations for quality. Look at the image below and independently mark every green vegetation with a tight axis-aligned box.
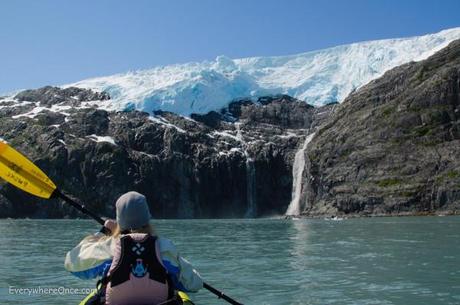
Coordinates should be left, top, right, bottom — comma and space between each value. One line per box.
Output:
390, 135, 409, 145
447, 170, 460, 179
427, 110, 447, 125
36, 116, 51, 126
416, 66, 426, 82
436, 170, 460, 183
376, 178, 402, 187
382, 105, 395, 118
421, 140, 441, 147
413, 125, 432, 137
400, 191, 415, 197
415, 64, 435, 83
339, 148, 352, 159
309, 153, 319, 162
316, 124, 331, 137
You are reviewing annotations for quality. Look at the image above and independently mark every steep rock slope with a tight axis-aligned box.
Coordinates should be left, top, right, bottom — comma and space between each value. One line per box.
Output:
304, 40, 460, 216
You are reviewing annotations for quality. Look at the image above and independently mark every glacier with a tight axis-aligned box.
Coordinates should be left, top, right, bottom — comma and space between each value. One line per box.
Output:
65, 27, 460, 116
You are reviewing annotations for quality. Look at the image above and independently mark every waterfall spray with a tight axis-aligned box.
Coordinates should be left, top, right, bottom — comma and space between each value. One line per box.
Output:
236, 123, 257, 218
285, 132, 316, 216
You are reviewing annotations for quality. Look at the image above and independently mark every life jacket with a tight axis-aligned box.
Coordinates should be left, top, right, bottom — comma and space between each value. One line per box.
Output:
104, 233, 174, 305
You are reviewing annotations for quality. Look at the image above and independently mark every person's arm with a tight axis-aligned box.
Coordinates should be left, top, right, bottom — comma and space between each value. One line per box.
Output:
64, 221, 116, 280
158, 237, 204, 292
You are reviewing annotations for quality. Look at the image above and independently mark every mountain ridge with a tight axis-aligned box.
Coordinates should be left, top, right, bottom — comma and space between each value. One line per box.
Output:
0, 36, 459, 219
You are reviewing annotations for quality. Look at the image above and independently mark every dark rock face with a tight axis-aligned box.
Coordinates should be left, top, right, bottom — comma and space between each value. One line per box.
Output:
303, 40, 460, 216
230, 95, 315, 129
0, 90, 334, 218
15, 86, 110, 107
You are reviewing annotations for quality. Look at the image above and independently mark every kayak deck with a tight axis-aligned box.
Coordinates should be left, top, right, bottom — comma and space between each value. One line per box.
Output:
79, 290, 194, 305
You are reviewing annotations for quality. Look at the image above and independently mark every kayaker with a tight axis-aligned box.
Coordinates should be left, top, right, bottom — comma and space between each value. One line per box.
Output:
64, 191, 203, 305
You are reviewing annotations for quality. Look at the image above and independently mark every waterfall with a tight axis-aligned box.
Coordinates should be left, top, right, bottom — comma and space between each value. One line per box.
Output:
244, 157, 257, 218
285, 132, 316, 216
236, 123, 257, 218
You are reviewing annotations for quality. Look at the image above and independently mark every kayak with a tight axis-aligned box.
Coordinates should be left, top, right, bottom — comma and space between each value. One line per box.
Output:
79, 289, 195, 305
178, 291, 195, 305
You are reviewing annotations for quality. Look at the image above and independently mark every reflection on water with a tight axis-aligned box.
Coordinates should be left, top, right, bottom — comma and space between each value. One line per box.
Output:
0, 217, 460, 305
288, 219, 311, 272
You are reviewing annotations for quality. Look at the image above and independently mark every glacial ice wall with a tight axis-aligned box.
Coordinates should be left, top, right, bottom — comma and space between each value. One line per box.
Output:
66, 28, 460, 116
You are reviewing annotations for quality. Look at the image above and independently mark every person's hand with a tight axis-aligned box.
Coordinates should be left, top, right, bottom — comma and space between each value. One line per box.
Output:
104, 219, 118, 233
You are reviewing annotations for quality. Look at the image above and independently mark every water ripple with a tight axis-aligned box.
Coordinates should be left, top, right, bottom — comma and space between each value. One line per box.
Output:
0, 217, 459, 304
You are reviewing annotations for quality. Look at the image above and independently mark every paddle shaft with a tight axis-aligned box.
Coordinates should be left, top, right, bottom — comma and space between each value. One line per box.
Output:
53, 189, 105, 226
203, 283, 244, 305
55, 191, 243, 305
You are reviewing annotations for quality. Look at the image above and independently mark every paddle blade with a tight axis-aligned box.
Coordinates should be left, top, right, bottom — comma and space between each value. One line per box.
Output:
0, 141, 56, 199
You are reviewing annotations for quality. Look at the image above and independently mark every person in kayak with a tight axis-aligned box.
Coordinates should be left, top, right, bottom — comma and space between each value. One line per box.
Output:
65, 191, 203, 305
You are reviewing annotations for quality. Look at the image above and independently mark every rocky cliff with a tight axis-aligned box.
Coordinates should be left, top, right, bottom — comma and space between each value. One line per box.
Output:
302, 39, 460, 216
0, 89, 334, 218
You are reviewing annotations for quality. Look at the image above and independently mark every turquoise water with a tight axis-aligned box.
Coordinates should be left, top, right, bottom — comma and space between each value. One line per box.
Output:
0, 217, 459, 305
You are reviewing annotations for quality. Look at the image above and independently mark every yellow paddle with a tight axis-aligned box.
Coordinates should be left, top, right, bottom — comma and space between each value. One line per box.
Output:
0, 141, 105, 226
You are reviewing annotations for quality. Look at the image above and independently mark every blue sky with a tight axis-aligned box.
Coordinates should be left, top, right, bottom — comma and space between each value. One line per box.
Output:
1, 0, 459, 93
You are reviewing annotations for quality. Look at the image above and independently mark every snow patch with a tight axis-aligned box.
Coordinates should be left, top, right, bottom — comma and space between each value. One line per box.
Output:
12, 106, 47, 119
11, 103, 73, 119
277, 131, 298, 139
212, 130, 240, 142
0, 100, 33, 109
87, 134, 117, 145
148, 116, 186, 133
